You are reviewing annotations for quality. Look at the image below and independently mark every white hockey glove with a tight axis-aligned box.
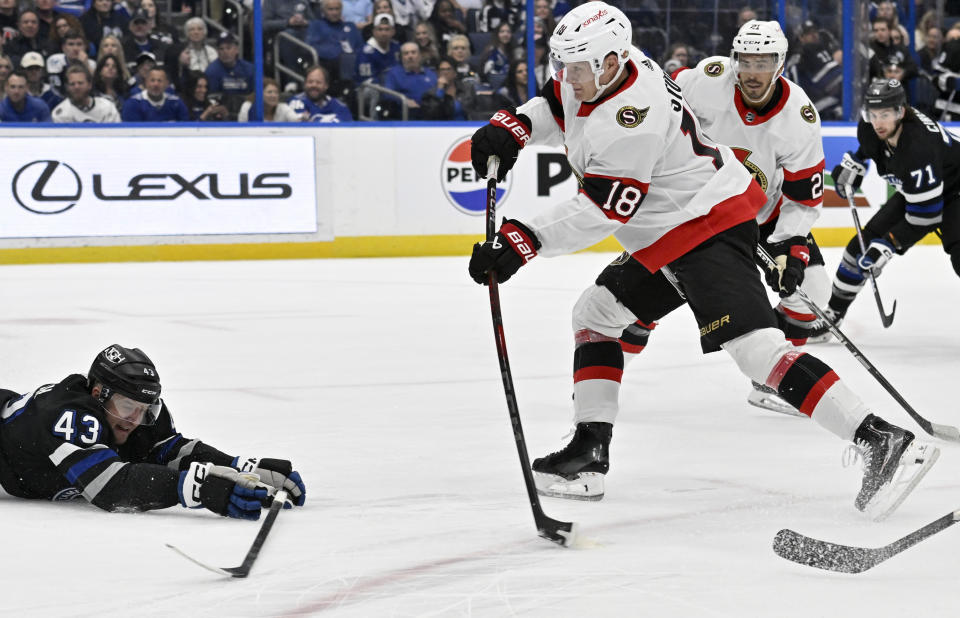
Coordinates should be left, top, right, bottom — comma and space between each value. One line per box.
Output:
831, 152, 867, 199
858, 234, 897, 275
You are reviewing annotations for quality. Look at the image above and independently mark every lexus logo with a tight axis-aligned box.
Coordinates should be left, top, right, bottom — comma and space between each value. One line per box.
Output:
13, 160, 82, 214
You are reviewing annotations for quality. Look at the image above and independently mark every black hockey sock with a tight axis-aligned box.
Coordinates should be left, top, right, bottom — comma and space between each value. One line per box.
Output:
619, 319, 655, 354
573, 340, 624, 383
772, 353, 837, 417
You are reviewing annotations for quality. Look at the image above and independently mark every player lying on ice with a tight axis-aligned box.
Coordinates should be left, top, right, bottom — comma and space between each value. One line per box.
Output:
467, 1, 938, 521
0, 345, 305, 519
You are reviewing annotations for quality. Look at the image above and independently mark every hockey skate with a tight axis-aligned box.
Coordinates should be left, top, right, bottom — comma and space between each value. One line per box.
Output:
746, 381, 805, 417
533, 422, 611, 501
806, 308, 843, 344
847, 414, 940, 521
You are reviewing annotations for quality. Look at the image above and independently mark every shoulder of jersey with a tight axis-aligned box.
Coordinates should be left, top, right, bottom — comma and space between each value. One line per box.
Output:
693, 55, 731, 80
596, 60, 667, 136
779, 75, 821, 127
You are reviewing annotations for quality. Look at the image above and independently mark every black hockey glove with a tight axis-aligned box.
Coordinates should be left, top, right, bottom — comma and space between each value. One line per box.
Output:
470, 109, 532, 182
831, 151, 866, 199
179, 462, 272, 520
858, 233, 898, 275
233, 456, 306, 507
469, 219, 540, 284
765, 236, 810, 297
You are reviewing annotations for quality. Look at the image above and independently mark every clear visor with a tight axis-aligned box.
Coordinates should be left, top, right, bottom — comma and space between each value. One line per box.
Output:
861, 107, 902, 123
104, 393, 161, 427
550, 57, 598, 84
732, 53, 780, 74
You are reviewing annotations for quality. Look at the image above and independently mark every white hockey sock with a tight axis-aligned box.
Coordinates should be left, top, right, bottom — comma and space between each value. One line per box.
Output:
809, 380, 871, 441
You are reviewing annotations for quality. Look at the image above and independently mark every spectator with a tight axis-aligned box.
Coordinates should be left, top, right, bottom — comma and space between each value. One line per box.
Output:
80, 0, 128, 51
355, 12, 399, 83
51, 62, 119, 121
121, 65, 188, 120
662, 42, 691, 74
361, 0, 407, 43
446, 33, 476, 82
391, 0, 431, 31
46, 29, 96, 93
287, 64, 352, 121
479, 0, 517, 34
238, 77, 302, 121
140, 0, 176, 46
383, 40, 436, 117
3, 11, 54, 67
919, 25, 943, 76
480, 21, 513, 86
420, 55, 475, 120
0, 53, 11, 91
0, 0, 16, 44
429, 0, 466, 55
181, 72, 226, 120
121, 9, 168, 72
168, 17, 216, 89
20, 50, 61, 108
869, 17, 918, 81
34, 0, 67, 41
343, 0, 373, 28
115, 0, 142, 20
0, 69, 51, 121
785, 20, 843, 120
263, 0, 313, 44
205, 31, 254, 96
493, 58, 528, 108
96, 33, 130, 79
414, 21, 439, 68
532, 0, 555, 37
306, 0, 363, 78
92, 52, 128, 109
531, 32, 548, 88
50, 14, 90, 54
915, 10, 940, 52
875, 0, 909, 44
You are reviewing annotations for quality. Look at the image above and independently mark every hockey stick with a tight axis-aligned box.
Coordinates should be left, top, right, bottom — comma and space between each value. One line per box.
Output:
757, 245, 960, 442
773, 508, 960, 573
484, 156, 577, 547
846, 191, 896, 327
166, 489, 288, 578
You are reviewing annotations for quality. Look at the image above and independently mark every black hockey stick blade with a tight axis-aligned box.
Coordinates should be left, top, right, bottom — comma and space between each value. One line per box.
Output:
167, 490, 289, 578
538, 517, 578, 547
773, 509, 960, 574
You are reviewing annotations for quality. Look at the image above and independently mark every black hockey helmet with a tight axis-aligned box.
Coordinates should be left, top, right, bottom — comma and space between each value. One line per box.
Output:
863, 78, 906, 112
88, 344, 161, 409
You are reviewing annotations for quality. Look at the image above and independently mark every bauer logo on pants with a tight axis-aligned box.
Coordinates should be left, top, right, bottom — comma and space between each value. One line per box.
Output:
441, 137, 511, 216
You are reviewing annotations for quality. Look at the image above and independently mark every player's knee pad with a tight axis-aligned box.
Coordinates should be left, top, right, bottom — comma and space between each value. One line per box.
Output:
721, 327, 795, 385
572, 284, 637, 338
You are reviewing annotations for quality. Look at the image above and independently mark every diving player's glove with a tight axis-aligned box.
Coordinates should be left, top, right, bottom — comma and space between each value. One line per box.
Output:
178, 462, 272, 520
765, 236, 810, 297
469, 219, 540, 284
831, 151, 867, 199
232, 456, 306, 507
470, 109, 531, 182
858, 234, 898, 275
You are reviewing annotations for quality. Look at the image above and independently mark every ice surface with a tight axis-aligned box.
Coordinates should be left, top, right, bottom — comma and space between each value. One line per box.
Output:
1, 247, 959, 617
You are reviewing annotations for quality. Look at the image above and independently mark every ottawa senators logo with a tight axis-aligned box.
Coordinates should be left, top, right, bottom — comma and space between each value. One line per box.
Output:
800, 103, 817, 123
730, 147, 768, 191
616, 105, 649, 128
704, 61, 724, 76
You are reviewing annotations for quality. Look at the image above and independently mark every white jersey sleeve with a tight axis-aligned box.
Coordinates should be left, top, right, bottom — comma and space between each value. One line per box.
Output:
516, 80, 565, 148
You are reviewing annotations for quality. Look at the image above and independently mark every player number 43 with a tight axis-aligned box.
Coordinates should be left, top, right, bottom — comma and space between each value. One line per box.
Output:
53, 410, 102, 444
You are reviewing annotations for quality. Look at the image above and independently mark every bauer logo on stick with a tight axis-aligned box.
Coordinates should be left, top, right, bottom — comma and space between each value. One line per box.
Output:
442, 136, 512, 216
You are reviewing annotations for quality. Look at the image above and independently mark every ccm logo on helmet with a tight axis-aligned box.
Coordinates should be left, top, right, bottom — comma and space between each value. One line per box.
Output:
582, 8, 607, 27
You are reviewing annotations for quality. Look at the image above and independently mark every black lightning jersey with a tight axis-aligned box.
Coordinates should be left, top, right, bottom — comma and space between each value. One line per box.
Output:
856, 109, 960, 247
0, 374, 234, 511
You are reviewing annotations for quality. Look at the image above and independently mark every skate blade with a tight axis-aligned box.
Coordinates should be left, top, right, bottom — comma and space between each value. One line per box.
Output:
805, 330, 835, 344
534, 471, 605, 501
746, 389, 806, 417
865, 442, 941, 522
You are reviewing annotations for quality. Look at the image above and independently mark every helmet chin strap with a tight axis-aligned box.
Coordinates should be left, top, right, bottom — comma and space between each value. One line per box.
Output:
586, 58, 626, 103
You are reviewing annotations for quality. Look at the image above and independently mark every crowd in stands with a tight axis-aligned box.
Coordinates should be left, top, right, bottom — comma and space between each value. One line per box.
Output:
4, 1, 960, 123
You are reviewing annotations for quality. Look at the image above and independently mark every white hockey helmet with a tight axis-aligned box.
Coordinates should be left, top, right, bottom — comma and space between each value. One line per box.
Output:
730, 20, 788, 75
548, 1, 632, 100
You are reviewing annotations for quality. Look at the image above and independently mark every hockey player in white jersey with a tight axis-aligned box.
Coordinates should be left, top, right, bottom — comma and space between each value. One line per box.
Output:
468, 1, 938, 520
615, 20, 831, 416
50, 64, 121, 123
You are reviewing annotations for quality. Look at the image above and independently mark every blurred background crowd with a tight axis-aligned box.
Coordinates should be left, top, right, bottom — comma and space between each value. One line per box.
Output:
1, 0, 960, 123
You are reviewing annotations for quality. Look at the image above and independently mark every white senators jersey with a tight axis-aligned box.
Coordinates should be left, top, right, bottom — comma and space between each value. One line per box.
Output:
51, 96, 121, 123
674, 56, 825, 242
516, 52, 766, 273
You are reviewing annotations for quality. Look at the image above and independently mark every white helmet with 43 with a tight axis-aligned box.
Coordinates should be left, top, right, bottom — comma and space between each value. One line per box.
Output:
730, 19, 788, 103
548, 1, 633, 101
